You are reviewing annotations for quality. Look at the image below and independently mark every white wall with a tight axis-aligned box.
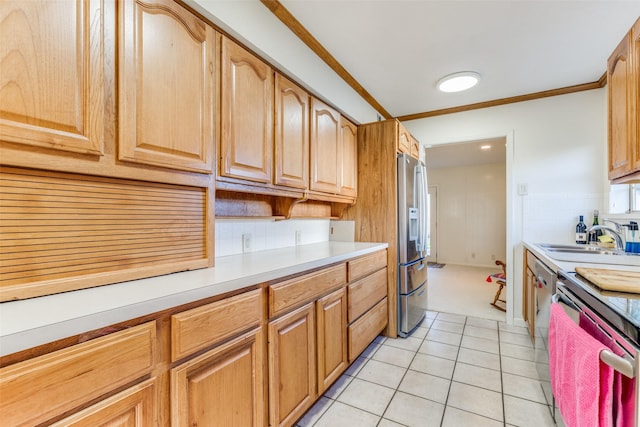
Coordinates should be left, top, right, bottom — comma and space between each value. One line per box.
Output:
428, 163, 506, 267
404, 88, 608, 324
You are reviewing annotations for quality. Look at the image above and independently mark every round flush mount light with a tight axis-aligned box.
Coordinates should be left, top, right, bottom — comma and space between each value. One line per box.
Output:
437, 71, 481, 93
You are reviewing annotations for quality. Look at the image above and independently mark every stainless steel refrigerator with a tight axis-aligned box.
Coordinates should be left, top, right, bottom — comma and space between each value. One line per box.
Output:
397, 153, 429, 337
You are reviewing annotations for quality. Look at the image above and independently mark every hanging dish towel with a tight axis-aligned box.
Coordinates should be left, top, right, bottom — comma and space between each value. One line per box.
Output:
549, 303, 615, 427
579, 313, 637, 427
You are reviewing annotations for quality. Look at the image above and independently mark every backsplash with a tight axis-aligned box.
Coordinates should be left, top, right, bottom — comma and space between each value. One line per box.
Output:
215, 219, 331, 257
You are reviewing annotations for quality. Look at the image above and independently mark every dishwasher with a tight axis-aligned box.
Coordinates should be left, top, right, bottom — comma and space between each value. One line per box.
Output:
530, 254, 557, 413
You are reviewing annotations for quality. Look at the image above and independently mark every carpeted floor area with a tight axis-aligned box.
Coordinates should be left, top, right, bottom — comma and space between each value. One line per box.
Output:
427, 264, 506, 322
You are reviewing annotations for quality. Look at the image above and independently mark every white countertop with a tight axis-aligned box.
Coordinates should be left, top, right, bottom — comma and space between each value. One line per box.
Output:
0, 241, 387, 357
523, 241, 640, 273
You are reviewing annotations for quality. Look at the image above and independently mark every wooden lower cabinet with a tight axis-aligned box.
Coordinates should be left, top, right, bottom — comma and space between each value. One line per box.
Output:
50, 379, 156, 427
171, 327, 265, 427
524, 252, 536, 340
268, 303, 317, 427
316, 287, 348, 395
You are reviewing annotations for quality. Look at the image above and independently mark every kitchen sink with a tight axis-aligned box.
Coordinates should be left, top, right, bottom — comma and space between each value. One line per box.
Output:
535, 243, 640, 266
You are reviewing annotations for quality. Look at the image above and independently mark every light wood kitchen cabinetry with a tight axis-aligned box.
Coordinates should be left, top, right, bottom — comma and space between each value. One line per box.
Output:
268, 263, 348, 426
275, 74, 310, 189
171, 327, 265, 427
0, 0, 104, 156
220, 37, 273, 183
523, 250, 537, 339
398, 124, 412, 155
340, 118, 358, 198
0, 322, 156, 426
316, 287, 348, 394
50, 379, 155, 427
118, 0, 215, 173
310, 98, 342, 194
268, 302, 317, 427
342, 120, 422, 337
170, 288, 264, 426
608, 17, 640, 183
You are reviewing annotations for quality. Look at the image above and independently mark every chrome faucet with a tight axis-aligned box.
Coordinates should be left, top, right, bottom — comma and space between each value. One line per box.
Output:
588, 225, 625, 251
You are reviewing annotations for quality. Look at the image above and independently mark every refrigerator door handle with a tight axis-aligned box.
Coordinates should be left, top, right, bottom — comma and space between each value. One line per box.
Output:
415, 164, 428, 253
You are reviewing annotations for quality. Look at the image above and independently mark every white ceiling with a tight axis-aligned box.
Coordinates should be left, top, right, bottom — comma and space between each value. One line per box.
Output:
279, 0, 640, 118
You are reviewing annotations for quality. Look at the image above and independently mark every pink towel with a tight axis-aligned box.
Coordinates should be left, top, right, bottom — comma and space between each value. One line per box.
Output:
579, 312, 637, 427
549, 303, 615, 427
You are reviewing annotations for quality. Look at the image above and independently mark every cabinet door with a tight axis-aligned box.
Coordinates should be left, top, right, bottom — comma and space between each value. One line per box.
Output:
221, 37, 273, 183
310, 98, 341, 194
316, 287, 348, 394
607, 31, 635, 180
633, 18, 640, 174
525, 267, 536, 339
340, 118, 358, 198
398, 123, 412, 154
172, 328, 265, 427
50, 380, 155, 427
0, 0, 104, 155
118, 0, 215, 173
268, 303, 316, 427
275, 74, 309, 189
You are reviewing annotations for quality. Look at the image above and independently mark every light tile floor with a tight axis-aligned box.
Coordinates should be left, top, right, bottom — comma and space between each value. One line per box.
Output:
296, 310, 563, 427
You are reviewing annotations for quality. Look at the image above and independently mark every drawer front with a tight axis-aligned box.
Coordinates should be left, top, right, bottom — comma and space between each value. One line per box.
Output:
348, 298, 388, 362
171, 288, 262, 361
348, 250, 387, 282
0, 322, 156, 427
348, 267, 388, 323
269, 264, 347, 318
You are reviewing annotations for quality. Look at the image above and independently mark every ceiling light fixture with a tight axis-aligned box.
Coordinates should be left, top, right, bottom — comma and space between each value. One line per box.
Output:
437, 71, 481, 93
480, 145, 491, 150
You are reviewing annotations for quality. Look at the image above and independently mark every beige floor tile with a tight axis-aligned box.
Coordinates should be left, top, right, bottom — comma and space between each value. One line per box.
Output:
461, 335, 500, 354
372, 344, 415, 368
502, 372, 547, 404
499, 322, 529, 335
464, 324, 499, 341
336, 377, 395, 416
447, 382, 504, 422
409, 325, 428, 339
344, 356, 367, 376
435, 312, 467, 324
296, 396, 332, 427
360, 340, 383, 358
314, 401, 380, 427
383, 391, 445, 427
466, 317, 498, 330
383, 336, 422, 352
323, 374, 352, 399
442, 406, 504, 427
426, 329, 462, 346
398, 369, 451, 404
500, 330, 534, 347
504, 395, 556, 427
410, 353, 456, 379
426, 310, 438, 319
356, 359, 407, 389
431, 319, 465, 334
418, 339, 459, 360
378, 419, 405, 427
501, 355, 539, 379
453, 362, 502, 392
500, 342, 540, 361
456, 347, 500, 371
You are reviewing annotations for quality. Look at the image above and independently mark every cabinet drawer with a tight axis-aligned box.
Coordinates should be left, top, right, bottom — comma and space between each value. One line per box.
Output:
171, 288, 262, 361
348, 250, 387, 282
348, 268, 388, 323
269, 264, 346, 318
0, 322, 156, 427
348, 298, 388, 361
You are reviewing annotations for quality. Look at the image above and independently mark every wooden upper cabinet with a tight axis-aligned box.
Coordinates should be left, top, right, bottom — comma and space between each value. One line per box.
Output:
0, 0, 104, 155
398, 124, 412, 155
310, 98, 341, 194
632, 18, 640, 175
118, 0, 215, 173
274, 74, 309, 189
340, 118, 358, 198
608, 29, 634, 180
220, 37, 273, 183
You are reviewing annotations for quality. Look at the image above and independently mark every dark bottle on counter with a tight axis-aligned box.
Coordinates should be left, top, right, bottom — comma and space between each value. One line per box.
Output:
588, 209, 603, 244
576, 215, 587, 244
